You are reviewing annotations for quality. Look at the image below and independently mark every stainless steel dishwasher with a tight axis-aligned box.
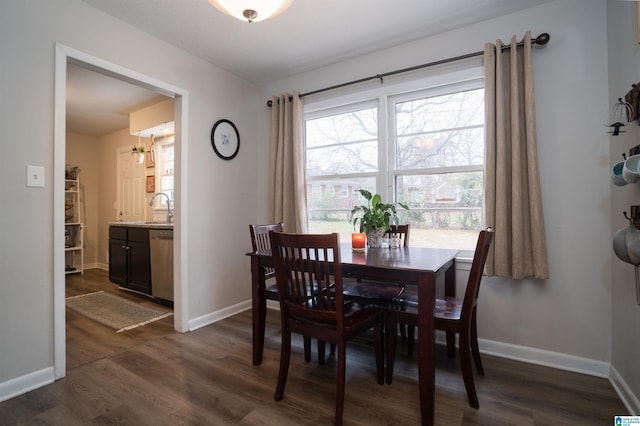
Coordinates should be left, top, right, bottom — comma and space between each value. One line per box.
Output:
149, 229, 174, 302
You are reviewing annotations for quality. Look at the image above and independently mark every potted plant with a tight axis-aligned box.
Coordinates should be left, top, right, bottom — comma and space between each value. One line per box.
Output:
350, 189, 409, 248
131, 144, 146, 164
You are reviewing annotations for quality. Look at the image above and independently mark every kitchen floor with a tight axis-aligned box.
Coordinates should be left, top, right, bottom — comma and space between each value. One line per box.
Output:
65, 268, 175, 371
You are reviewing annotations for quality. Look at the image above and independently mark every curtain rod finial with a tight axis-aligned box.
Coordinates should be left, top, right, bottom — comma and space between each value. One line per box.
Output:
535, 33, 550, 46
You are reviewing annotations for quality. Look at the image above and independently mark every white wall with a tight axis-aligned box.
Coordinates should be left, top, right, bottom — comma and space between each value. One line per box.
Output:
0, 0, 263, 396
263, 0, 614, 372
607, 0, 640, 414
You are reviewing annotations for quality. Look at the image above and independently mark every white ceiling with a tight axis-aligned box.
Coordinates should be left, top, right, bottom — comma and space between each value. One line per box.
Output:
66, 64, 169, 137
68, 0, 552, 137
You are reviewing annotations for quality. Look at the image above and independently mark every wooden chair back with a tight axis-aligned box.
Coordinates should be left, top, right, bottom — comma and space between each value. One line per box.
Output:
269, 231, 344, 326
249, 223, 284, 279
386, 224, 410, 247
460, 227, 494, 323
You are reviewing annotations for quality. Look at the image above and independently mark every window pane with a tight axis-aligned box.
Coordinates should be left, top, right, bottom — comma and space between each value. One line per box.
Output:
306, 107, 377, 148
397, 127, 484, 169
154, 139, 174, 208
396, 172, 483, 210
306, 107, 378, 176
396, 88, 484, 170
307, 141, 378, 176
395, 172, 483, 249
307, 177, 375, 241
396, 89, 484, 134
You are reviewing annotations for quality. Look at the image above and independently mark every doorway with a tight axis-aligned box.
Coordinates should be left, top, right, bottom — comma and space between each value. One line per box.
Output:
54, 44, 189, 379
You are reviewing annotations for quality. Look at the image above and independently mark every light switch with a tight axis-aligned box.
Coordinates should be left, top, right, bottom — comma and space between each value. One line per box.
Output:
27, 165, 45, 187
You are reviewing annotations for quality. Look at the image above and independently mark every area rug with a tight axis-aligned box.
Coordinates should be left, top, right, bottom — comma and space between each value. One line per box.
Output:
66, 291, 172, 332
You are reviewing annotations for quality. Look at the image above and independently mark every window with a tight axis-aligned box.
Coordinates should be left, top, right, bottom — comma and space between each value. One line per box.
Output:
153, 135, 174, 209
306, 102, 378, 236
304, 69, 484, 249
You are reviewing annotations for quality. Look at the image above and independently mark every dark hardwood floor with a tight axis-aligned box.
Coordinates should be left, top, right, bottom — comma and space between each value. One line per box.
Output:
0, 269, 627, 425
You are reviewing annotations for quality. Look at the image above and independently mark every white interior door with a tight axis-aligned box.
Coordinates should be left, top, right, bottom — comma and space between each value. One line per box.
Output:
117, 149, 145, 222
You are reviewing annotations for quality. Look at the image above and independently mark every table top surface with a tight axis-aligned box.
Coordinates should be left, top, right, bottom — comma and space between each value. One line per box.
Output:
250, 243, 459, 274
340, 243, 459, 273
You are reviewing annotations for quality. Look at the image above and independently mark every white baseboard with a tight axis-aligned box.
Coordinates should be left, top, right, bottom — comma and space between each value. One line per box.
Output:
0, 367, 54, 403
610, 365, 640, 415
188, 300, 251, 331
477, 338, 611, 378
442, 337, 639, 414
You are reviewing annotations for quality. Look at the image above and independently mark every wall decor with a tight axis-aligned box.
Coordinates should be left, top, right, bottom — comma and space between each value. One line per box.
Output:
146, 175, 155, 193
147, 134, 156, 168
211, 119, 240, 160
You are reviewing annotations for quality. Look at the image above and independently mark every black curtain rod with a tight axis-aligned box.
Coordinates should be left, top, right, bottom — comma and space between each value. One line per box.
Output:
266, 32, 550, 107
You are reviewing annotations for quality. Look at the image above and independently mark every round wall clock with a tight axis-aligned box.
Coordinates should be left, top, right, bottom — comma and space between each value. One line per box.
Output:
210, 119, 240, 160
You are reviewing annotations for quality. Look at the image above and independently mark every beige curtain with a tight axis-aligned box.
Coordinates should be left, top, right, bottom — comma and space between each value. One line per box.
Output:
269, 91, 308, 233
484, 31, 549, 279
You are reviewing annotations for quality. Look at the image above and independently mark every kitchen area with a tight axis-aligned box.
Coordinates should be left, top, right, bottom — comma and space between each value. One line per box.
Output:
106, 98, 176, 305
65, 63, 176, 306
108, 221, 174, 304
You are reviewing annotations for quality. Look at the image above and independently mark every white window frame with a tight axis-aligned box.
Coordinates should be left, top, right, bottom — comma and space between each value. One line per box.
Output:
304, 60, 484, 207
153, 135, 175, 210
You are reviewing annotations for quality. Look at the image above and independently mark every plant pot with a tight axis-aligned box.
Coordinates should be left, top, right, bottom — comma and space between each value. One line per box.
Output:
366, 228, 385, 248
135, 153, 145, 164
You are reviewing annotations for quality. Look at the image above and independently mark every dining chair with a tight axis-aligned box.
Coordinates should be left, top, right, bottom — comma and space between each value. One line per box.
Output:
385, 227, 494, 409
386, 224, 410, 247
342, 224, 410, 305
250, 223, 325, 363
269, 231, 385, 426
249, 223, 284, 301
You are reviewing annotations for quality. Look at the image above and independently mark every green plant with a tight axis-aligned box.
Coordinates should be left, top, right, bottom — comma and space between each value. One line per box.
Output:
131, 145, 146, 154
350, 189, 409, 233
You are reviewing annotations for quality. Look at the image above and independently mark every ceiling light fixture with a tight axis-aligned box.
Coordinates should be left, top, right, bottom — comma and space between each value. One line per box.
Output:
208, 0, 293, 23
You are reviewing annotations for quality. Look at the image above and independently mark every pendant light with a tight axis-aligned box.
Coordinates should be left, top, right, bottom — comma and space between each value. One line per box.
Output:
208, 0, 293, 23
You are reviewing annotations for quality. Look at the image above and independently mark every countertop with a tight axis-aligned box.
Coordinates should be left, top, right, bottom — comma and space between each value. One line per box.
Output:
108, 221, 173, 229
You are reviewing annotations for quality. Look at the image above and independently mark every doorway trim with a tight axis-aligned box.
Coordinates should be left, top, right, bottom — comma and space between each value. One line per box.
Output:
54, 43, 190, 379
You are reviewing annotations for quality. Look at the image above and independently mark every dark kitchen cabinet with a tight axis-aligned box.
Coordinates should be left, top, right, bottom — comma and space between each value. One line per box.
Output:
109, 226, 151, 295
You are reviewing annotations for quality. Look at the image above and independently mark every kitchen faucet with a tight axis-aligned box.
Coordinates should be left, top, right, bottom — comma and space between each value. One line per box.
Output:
150, 192, 173, 223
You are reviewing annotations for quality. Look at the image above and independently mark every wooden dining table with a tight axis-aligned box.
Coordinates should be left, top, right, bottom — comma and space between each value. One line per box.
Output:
248, 242, 459, 425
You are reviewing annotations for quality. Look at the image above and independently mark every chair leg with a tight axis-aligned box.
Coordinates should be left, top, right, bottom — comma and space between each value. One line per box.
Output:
374, 322, 384, 385
470, 311, 484, 375
458, 330, 479, 409
446, 331, 456, 358
407, 325, 415, 356
303, 336, 311, 363
317, 339, 326, 365
335, 341, 347, 426
385, 316, 398, 384
275, 327, 292, 401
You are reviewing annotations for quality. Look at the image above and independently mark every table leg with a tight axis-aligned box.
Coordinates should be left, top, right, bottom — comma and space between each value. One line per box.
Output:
251, 256, 266, 366
417, 271, 436, 426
